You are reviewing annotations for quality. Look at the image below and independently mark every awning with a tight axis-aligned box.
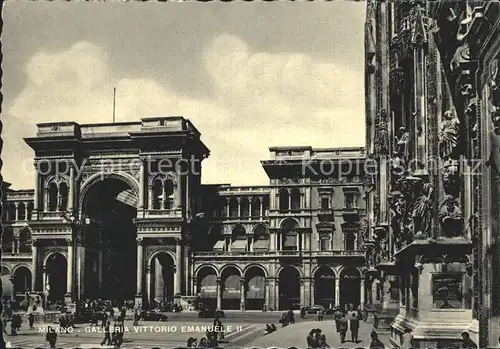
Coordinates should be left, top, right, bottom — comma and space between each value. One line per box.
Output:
213, 240, 225, 252
1, 275, 13, 298
246, 276, 265, 299
115, 189, 138, 207
253, 239, 269, 251
200, 274, 217, 298
223, 275, 240, 299
231, 239, 247, 251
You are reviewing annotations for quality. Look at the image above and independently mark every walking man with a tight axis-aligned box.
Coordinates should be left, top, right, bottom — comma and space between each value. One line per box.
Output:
333, 307, 342, 332
101, 321, 111, 346
349, 309, 360, 343
338, 312, 348, 344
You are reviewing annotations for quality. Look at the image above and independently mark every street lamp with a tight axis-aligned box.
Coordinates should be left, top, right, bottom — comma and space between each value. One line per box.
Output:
60, 211, 90, 318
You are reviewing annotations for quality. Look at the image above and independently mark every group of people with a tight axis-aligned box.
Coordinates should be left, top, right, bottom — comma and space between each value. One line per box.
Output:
280, 309, 296, 327
306, 328, 331, 348
333, 304, 362, 343
185, 313, 225, 348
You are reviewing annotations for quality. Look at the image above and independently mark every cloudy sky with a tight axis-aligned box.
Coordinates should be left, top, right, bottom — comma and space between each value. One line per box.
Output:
2, 1, 366, 190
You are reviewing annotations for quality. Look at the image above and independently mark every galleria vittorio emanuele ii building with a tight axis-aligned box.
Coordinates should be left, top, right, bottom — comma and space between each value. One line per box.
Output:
0, 117, 369, 315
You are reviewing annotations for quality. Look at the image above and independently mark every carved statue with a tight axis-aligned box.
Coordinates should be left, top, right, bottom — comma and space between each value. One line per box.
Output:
411, 180, 434, 238
438, 195, 464, 238
374, 110, 389, 156
389, 192, 405, 250
395, 127, 411, 159
442, 160, 461, 198
373, 194, 380, 225
438, 110, 461, 160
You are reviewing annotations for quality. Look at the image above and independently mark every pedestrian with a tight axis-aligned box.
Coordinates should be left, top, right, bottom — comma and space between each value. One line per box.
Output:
338, 312, 348, 343
401, 328, 414, 349
28, 312, 34, 330
333, 307, 342, 332
287, 309, 295, 324
306, 329, 318, 348
133, 309, 139, 326
316, 334, 330, 349
101, 321, 111, 346
45, 326, 57, 349
369, 331, 385, 349
349, 309, 360, 343
462, 331, 478, 349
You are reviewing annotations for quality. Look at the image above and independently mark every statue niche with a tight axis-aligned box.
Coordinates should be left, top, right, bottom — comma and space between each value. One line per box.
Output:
438, 195, 464, 238
438, 110, 461, 160
395, 127, 411, 160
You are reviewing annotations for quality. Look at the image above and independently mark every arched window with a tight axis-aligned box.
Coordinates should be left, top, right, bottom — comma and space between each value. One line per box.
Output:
8, 203, 16, 221
27, 203, 34, 220
17, 203, 26, 221
279, 190, 289, 211
48, 182, 58, 211
251, 197, 261, 217
290, 189, 301, 210
59, 182, 69, 211
2, 229, 14, 253
152, 179, 163, 210
164, 179, 175, 209
229, 197, 238, 218
240, 198, 250, 218
231, 225, 246, 242
18, 228, 32, 253
281, 219, 298, 251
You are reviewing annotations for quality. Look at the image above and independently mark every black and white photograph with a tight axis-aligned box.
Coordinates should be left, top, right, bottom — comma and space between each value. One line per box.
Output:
0, 1, 499, 349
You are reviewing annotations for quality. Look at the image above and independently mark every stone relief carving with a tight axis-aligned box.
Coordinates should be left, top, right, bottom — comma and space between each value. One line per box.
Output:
438, 195, 464, 238
374, 109, 389, 156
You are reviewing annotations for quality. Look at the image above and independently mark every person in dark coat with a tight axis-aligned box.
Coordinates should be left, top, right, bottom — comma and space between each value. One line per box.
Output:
333, 308, 342, 332
461, 331, 477, 349
287, 309, 295, 324
306, 329, 318, 348
369, 331, 385, 349
101, 321, 111, 346
28, 313, 35, 330
349, 310, 360, 343
338, 313, 348, 343
45, 326, 57, 349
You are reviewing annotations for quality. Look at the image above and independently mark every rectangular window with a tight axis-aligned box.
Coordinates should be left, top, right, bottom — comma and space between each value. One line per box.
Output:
344, 194, 356, 209
345, 236, 355, 251
320, 238, 330, 251
321, 197, 330, 210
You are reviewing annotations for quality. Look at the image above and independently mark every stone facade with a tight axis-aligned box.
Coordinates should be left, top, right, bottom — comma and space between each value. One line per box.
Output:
1, 117, 368, 311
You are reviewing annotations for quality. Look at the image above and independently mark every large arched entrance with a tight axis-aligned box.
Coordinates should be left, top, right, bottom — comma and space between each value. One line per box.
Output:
279, 266, 300, 310
149, 252, 175, 304
13, 266, 31, 297
82, 177, 138, 301
314, 266, 335, 309
221, 266, 241, 310
1, 267, 13, 300
339, 267, 361, 308
46, 253, 67, 302
196, 266, 218, 309
244, 266, 266, 310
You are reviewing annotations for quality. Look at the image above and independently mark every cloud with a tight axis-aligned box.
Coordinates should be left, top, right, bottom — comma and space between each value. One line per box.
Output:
5, 35, 364, 189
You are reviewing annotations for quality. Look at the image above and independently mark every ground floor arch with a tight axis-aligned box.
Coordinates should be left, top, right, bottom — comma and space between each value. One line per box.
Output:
45, 253, 67, 302
279, 266, 300, 310
221, 266, 242, 310
339, 267, 361, 309
314, 266, 335, 309
148, 251, 175, 304
1, 266, 13, 300
196, 266, 218, 309
244, 266, 266, 310
13, 266, 32, 296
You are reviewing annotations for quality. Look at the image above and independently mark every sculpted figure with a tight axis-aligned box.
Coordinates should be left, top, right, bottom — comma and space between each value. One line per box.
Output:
374, 110, 389, 155
438, 110, 460, 160
411, 181, 433, 238
438, 195, 464, 238
395, 127, 411, 159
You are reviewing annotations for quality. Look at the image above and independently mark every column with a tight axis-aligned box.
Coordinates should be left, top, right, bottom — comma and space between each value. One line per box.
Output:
174, 238, 182, 295
248, 198, 252, 218
335, 278, 340, 307
44, 189, 49, 212
193, 278, 198, 296
15, 237, 19, 254
184, 246, 190, 295
264, 279, 269, 310
31, 239, 38, 291
11, 240, 15, 254
148, 185, 153, 210
75, 236, 85, 300
146, 267, 152, 305
270, 231, 276, 251
275, 279, 280, 310
226, 198, 230, 217
259, 197, 263, 218
68, 165, 75, 212
136, 238, 143, 295
33, 164, 39, 212
42, 266, 48, 295
97, 252, 103, 294
66, 239, 73, 295
216, 278, 222, 310
237, 197, 241, 217
139, 159, 145, 210
14, 202, 19, 221
240, 278, 246, 310
360, 278, 365, 308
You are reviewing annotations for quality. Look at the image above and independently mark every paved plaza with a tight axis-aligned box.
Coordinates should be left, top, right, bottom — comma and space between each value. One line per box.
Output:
4, 312, 318, 348
247, 319, 389, 349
